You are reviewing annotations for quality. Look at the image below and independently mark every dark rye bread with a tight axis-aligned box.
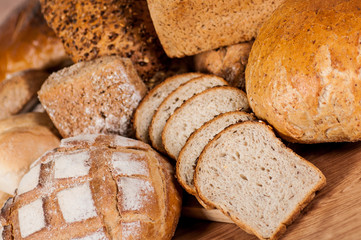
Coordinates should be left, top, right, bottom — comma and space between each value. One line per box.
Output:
149, 75, 228, 153
133, 73, 203, 144
162, 86, 249, 159
38, 56, 147, 138
147, 0, 285, 57
195, 122, 326, 240
177, 111, 255, 195
40, 0, 168, 81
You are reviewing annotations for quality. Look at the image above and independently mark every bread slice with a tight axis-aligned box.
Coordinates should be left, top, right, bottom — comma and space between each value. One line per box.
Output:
162, 86, 249, 159
194, 122, 326, 240
133, 72, 202, 143
149, 75, 228, 152
177, 111, 255, 195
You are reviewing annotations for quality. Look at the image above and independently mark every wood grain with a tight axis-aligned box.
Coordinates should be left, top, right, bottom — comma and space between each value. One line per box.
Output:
175, 142, 361, 239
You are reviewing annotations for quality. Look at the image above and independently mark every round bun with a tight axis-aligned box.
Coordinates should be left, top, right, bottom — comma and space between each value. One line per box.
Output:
1, 134, 182, 239
0, 112, 60, 207
246, 0, 361, 143
40, 0, 168, 82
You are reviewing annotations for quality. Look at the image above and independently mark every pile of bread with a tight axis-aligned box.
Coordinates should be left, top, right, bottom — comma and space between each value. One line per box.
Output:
0, 0, 360, 239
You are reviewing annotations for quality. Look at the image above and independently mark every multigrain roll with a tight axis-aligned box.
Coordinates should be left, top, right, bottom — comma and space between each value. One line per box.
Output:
40, 0, 168, 82
38, 56, 147, 138
0, 112, 60, 208
246, 0, 361, 143
0, 134, 182, 240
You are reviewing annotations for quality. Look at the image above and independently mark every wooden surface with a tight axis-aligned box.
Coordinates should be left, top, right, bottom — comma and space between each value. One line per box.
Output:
175, 142, 361, 239
3, 1, 361, 240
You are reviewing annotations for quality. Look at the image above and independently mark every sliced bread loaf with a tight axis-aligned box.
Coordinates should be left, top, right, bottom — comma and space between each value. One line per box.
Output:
177, 111, 255, 195
194, 121, 326, 240
149, 75, 228, 152
133, 72, 202, 143
162, 86, 249, 159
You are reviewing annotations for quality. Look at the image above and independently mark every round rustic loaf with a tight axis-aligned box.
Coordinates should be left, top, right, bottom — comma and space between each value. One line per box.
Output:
0, 134, 182, 239
246, 0, 361, 143
0, 112, 60, 208
40, 0, 168, 82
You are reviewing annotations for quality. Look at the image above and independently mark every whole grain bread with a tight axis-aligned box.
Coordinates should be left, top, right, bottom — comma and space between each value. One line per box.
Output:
194, 122, 326, 240
0, 134, 182, 239
40, 0, 168, 82
134, 72, 203, 144
162, 86, 249, 159
177, 111, 255, 195
149, 75, 228, 153
38, 56, 147, 138
194, 41, 253, 90
246, 0, 361, 143
147, 0, 285, 57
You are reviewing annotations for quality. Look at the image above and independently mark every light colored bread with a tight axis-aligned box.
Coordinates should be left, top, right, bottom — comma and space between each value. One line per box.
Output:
246, 0, 361, 143
0, 0, 69, 82
177, 111, 255, 195
134, 72, 203, 144
195, 121, 326, 240
40, 0, 168, 82
1, 134, 182, 239
146, 0, 285, 57
162, 86, 249, 159
149, 75, 228, 153
38, 56, 147, 138
194, 41, 253, 90
0, 112, 60, 208
0, 70, 49, 120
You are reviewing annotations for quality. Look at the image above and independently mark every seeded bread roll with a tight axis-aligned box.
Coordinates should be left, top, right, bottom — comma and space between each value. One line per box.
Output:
0, 70, 49, 120
246, 0, 361, 143
40, 0, 168, 82
149, 75, 228, 153
134, 72, 203, 144
0, 112, 60, 208
194, 42, 253, 90
0, 134, 182, 240
162, 86, 250, 159
177, 111, 255, 195
195, 122, 326, 240
147, 0, 285, 57
38, 56, 147, 138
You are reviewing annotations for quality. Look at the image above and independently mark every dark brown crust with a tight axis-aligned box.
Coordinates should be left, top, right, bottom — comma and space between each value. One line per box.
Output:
40, 0, 168, 82
194, 121, 326, 240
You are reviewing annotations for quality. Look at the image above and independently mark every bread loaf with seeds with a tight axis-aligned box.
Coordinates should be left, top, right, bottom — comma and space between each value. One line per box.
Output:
1, 134, 182, 240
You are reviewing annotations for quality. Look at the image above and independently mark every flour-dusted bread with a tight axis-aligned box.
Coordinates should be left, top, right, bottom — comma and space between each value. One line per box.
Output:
194, 41, 253, 90
0, 112, 60, 208
149, 75, 228, 153
40, 0, 168, 82
38, 56, 147, 138
177, 111, 255, 195
146, 0, 285, 57
195, 122, 326, 240
162, 86, 249, 159
246, 0, 361, 143
134, 72, 203, 144
0, 134, 182, 239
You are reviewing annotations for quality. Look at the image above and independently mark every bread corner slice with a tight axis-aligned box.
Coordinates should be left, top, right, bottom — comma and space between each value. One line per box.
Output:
133, 72, 203, 143
194, 121, 326, 240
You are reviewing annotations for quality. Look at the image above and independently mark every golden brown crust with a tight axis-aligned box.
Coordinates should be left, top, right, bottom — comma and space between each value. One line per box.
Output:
194, 121, 326, 240
246, 0, 361, 143
1, 134, 182, 239
0, 0, 69, 82
40, 0, 168, 82
0, 70, 49, 120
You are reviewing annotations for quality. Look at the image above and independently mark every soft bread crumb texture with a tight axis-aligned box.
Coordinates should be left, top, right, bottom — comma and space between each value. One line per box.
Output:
246, 0, 361, 143
38, 56, 147, 138
147, 0, 284, 57
195, 122, 326, 240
